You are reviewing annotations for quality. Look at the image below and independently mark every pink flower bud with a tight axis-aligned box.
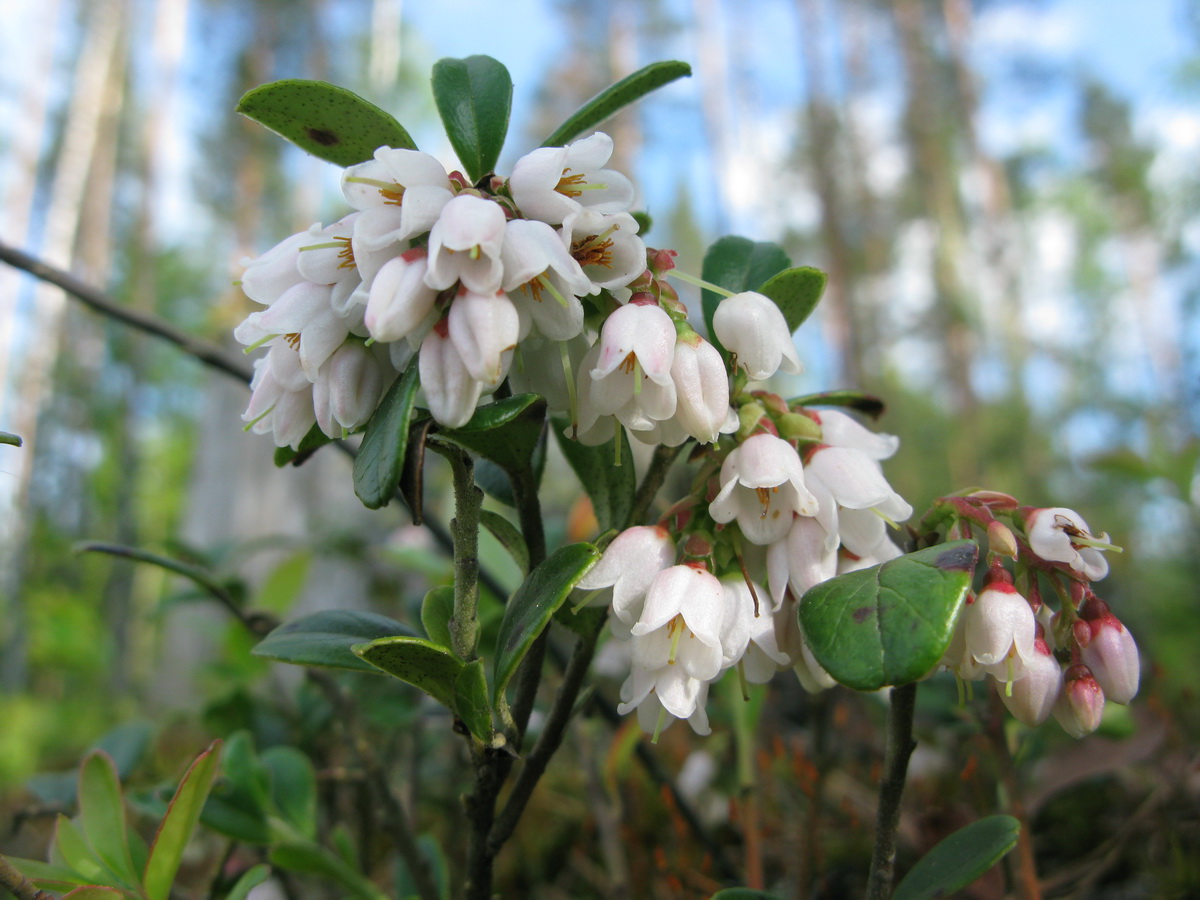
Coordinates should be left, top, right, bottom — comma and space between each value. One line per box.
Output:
1053, 664, 1105, 738
1076, 596, 1140, 704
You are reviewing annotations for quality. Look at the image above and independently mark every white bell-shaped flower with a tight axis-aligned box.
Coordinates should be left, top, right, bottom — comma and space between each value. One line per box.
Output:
312, 341, 390, 437
670, 334, 732, 445
709, 433, 818, 546
574, 525, 677, 625
418, 322, 485, 428
424, 195, 507, 294
509, 132, 635, 225
447, 288, 521, 385
365, 250, 440, 344
711, 291, 802, 381
1025, 507, 1111, 581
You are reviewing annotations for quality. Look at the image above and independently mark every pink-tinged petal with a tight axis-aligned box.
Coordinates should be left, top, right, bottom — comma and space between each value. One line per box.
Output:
271, 388, 317, 449
1053, 665, 1105, 738
1078, 606, 1139, 704
313, 342, 388, 436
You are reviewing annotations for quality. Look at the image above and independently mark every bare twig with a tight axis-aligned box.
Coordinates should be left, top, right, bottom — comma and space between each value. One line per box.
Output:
0, 240, 253, 383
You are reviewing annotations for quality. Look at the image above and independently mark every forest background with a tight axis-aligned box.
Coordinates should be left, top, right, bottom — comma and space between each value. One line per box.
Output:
1, 0, 1198, 896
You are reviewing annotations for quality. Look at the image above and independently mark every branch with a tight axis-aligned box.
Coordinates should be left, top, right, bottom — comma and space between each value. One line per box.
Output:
427, 440, 483, 662
0, 240, 253, 383
627, 442, 684, 527
0, 854, 55, 900
865, 682, 918, 900
2, 241, 516, 604
488, 630, 599, 853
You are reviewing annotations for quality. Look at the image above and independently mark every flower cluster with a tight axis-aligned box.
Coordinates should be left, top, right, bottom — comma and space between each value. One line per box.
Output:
942, 506, 1138, 737
236, 124, 1140, 744
578, 402, 912, 735
235, 133, 640, 439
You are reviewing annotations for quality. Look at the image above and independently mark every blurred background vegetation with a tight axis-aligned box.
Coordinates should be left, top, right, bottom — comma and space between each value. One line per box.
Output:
1, 0, 1197, 896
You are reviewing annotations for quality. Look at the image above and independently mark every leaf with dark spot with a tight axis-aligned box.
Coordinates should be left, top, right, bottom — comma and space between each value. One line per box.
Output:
237, 80, 416, 167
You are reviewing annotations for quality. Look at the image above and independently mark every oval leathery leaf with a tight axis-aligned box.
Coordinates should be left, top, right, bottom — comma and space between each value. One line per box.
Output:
799, 540, 978, 691
237, 80, 416, 166
492, 542, 601, 703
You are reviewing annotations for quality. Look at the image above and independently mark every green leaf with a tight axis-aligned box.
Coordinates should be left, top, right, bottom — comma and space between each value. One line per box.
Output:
354, 362, 421, 509
435, 394, 547, 476
708, 891, 783, 900
262, 747, 317, 840
274, 423, 336, 467
143, 740, 222, 900
757, 266, 826, 333
78, 752, 137, 887
431, 56, 513, 182
353, 636, 464, 710
788, 390, 887, 421
474, 458, 515, 506
2, 857, 91, 892
61, 888, 127, 900
542, 61, 692, 147
0, 430, 22, 446
799, 541, 978, 691
226, 864, 272, 900
454, 660, 493, 743
479, 509, 530, 574
892, 815, 1021, 900
221, 732, 270, 809
200, 785, 270, 845
94, 722, 153, 781
54, 817, 114, 886
236, 79, 416, 166
700, 237, 792, 357
421, 585, 455, 649
269, 842, 388, 900
553, 420, 635, 532
493, 543, 601, 702
253, 610, 416, 673
395, 835, 450, 900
